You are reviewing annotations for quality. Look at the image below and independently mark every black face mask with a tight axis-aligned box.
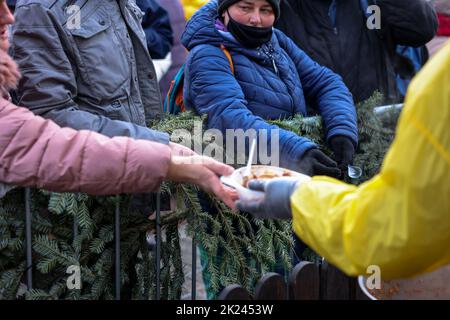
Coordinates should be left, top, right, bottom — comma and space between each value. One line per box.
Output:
226, 11, 273, 48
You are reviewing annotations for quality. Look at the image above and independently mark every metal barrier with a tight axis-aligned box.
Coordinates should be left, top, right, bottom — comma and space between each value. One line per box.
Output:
20, 188, 203, 301
20, 187, 369, 300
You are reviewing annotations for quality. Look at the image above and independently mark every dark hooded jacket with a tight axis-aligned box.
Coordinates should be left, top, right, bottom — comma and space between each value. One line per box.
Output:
276, 0, 438, 103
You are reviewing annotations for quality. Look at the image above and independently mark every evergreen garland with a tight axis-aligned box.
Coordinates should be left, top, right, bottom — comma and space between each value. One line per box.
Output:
0, 93, 397, 299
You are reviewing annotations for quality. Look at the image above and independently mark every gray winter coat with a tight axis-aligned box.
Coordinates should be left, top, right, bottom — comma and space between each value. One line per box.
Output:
12, 0, 168, 144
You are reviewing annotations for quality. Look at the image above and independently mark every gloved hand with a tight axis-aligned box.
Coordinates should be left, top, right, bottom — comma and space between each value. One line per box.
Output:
329, 136, 355, 173
297, 148, 341, 178
236, 177, 309, 219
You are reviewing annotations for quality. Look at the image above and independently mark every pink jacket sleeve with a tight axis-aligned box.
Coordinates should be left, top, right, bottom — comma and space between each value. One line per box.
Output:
0, 99, 172, 195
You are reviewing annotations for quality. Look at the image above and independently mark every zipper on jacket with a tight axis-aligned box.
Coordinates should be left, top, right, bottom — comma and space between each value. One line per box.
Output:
261, 45, 279, 77
271, 58, 279, 76
260, 45, 296, 116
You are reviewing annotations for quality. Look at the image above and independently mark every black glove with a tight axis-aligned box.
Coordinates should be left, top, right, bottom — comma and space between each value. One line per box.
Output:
329, 136, 355, 172
297, 148, 341, 178
236, 177, 304, 219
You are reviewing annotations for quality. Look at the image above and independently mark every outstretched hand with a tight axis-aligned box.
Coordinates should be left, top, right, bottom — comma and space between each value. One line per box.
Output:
167, 154, 238, 209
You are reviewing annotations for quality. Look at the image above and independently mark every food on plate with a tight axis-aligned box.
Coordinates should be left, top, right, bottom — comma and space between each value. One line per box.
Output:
242, 169, 293, 188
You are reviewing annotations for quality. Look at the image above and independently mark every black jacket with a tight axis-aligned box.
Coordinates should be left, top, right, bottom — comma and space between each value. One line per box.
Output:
276, 0, 438, 104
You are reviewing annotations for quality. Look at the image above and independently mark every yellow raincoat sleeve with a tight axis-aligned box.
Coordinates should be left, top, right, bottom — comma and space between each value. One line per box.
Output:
181, 0, 209, 20
291, 42, 450, 280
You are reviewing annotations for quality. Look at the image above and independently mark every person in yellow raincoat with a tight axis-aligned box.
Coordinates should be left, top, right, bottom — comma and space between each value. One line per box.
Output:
237, 42, 450, 280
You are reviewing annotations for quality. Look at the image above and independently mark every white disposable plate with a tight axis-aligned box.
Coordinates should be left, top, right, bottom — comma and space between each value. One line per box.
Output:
221, 165, 310, 202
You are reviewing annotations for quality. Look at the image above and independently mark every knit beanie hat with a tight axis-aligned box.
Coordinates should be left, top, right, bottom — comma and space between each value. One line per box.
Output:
217, 0, 280, 20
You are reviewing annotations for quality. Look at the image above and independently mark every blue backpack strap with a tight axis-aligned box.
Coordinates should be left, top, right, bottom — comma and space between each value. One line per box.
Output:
163, 45, 235, 115
163, 64, 186, 114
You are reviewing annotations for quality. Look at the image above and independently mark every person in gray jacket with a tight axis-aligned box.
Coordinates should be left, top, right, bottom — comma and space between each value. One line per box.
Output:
11, 0, 186, 233
12, 0, 168, 144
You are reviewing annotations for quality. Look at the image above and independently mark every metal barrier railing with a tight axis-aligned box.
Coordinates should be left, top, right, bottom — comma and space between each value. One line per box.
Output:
21, 188, 200, 300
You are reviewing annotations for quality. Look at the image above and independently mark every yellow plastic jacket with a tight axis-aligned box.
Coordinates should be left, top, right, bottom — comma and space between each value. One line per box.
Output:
291, 42, 450, 280
181, 0, 208, 20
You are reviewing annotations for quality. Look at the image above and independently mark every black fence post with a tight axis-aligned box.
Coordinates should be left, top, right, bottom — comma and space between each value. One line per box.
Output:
115, 196, 121, 300
191, 235, 196, 300
24, 188, 33, 290
156, 191, 161, 300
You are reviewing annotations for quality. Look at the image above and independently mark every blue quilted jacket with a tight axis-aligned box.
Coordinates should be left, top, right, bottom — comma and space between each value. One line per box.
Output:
182, 0, 358, 165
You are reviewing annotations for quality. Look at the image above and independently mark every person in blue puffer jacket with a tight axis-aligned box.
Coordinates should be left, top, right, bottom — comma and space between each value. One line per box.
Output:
182, 0, 359, 177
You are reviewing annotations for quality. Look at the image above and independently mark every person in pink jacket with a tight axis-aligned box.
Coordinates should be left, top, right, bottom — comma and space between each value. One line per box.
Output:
0, 0, 235, 207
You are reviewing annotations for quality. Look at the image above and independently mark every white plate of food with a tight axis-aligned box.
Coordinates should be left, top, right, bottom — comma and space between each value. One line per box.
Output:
221, 165, 310, 202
